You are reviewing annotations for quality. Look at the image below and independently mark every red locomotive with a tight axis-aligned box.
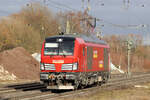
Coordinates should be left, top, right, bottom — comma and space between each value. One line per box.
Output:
40, 34, 110, 90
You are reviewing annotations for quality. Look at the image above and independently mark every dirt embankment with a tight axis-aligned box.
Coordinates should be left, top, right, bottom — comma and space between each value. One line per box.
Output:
0, 47, 40, 81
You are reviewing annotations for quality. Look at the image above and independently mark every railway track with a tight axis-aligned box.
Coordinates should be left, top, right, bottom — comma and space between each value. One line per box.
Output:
0, 72, 150, 100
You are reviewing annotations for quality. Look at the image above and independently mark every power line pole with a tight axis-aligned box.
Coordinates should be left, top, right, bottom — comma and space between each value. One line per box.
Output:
126, 38, 133, 77
66, 20, 70, 34
123, 0, 130, 9
81, 0, 84, 10
87, 0, 91, 12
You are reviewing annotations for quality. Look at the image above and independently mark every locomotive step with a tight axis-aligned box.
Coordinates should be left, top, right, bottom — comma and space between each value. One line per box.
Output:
47, 85, 74, 90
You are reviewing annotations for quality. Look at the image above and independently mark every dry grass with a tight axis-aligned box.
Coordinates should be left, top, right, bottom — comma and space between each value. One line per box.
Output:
0, 79, 37, 87
62, 83, 150, 100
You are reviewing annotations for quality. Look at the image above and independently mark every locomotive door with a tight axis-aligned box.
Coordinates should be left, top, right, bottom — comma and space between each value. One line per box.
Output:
104, 48, 109, 70
83, 47, 86, 72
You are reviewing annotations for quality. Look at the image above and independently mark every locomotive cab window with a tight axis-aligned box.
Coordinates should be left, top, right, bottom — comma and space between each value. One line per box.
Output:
44, 37, 75, 56
59, 41, 74, 55
44, 43, 58, 55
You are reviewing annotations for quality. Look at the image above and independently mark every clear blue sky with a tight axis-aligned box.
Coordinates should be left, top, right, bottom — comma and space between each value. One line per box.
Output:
0, 0, 150, 38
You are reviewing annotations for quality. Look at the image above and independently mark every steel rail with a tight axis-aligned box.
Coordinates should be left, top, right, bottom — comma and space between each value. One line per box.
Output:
1, 72, 150, 100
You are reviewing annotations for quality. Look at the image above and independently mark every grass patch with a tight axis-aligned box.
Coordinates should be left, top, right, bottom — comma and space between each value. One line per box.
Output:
62, 83, 150, 100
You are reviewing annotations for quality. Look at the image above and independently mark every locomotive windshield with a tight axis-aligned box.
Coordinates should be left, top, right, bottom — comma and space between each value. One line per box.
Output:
44, 41, 74, 56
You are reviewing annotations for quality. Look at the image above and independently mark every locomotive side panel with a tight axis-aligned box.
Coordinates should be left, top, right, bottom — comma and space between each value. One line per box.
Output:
84, 43, 109, 72
79, 45, 86, 72
97, 47, 105, 71
92, 47, 98, 71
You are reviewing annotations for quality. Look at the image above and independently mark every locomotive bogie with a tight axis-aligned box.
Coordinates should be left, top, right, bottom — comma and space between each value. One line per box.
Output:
40, 71, 110, 89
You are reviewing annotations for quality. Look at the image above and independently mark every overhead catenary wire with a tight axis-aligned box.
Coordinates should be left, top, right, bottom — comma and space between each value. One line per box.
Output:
41, 0, 149, 34
95, 18, 147, 29
45, 0, 79, 11
46, 2, 69, 11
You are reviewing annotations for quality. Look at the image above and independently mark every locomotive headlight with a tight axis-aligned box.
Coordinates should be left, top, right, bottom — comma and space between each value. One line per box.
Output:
40, 63, 45, 70
72, 63, 78, 70
61, 63, 78, 70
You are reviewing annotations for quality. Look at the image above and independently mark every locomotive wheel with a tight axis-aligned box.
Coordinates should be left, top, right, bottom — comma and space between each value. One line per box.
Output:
74, 85, 78, 90
74, 80, 79, 90
102, 74, 108, 83
97, 81, 102, 86
43, 81, 48, 87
